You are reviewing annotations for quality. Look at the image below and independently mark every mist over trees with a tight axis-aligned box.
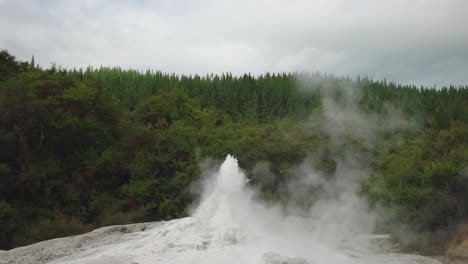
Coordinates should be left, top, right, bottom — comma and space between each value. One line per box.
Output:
0, 50, 467, 253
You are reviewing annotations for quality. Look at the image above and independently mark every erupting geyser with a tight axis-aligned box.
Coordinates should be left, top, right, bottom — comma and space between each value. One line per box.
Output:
3, 155, 445, 264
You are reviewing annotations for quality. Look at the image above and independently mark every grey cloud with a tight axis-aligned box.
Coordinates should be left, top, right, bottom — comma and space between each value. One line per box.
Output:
1, 0, 467, 86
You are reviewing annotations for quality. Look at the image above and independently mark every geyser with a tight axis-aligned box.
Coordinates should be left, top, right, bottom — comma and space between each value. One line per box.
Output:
3, 155, 444, 264
52, 154, 356, 264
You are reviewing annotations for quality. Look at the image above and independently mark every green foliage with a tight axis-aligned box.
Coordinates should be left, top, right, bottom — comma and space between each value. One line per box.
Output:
0, 200, 16, 249
367, 122, 468, 251
67, 68, 468, 129
133, 91, 201, 129
0, 50, 32, 81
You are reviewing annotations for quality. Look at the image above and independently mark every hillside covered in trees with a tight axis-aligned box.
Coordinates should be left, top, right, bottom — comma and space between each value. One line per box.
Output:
0, 50, 467, 253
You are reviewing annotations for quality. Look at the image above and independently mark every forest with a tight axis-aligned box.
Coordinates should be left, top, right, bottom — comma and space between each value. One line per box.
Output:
0, 50, 467, 253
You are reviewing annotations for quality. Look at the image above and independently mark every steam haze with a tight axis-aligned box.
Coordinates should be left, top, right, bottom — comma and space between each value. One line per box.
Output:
1, 0, 468, 86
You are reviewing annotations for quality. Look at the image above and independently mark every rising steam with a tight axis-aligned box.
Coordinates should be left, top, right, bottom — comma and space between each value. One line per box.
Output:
50, 154, 439, 264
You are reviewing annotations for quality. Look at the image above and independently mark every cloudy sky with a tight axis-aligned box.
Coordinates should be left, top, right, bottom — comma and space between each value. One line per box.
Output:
1, 0, 467, 86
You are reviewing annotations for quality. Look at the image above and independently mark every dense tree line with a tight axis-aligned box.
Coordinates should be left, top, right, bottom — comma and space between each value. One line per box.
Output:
0, 50, 467, 252
67, 67, 467, 128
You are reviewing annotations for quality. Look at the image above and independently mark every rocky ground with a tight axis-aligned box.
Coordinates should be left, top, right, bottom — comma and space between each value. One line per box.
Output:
0, 222, 155, 264
1, 220, 467, 264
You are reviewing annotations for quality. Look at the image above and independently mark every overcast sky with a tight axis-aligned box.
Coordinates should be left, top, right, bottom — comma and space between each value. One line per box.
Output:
1, 0, 467, 86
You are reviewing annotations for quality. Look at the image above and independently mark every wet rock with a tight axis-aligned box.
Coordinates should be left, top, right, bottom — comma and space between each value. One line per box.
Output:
262, 252, 309, 264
